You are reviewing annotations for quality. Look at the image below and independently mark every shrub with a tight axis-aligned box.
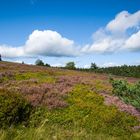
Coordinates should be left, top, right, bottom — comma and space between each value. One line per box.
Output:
110, 78, 140, 109
65, 62, 76, 70
110, 79, 128, 96
45, 63, 51, 67
0, 91, 32, 127
35, 59, 44, 66
90, 62, 98, 70
0, 54, 2, 61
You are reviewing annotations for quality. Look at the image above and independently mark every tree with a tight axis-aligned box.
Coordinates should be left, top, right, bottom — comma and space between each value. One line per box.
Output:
45, 63, 51, 67
35, 59, 44, 66
90, 63, 98, 70
65, 62, 76, 70
0, 54, 2, 61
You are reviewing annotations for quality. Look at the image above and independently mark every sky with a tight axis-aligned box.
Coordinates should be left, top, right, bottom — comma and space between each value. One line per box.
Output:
0, 0, 140, 67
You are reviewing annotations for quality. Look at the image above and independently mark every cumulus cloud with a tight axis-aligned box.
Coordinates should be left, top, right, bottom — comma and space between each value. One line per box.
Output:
24, 30, 79, 57
0, 45, 24, 57
81, 37, 124, 53
124, 30, 140, 51
1, 10, 140, 58
82, 10, 140, 54
106, 11, 140, 34
0, 30, 79, 58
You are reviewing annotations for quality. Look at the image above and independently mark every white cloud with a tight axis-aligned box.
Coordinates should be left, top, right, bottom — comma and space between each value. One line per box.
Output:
84, 64, 90, 68
124, 30, 140, 51
0, 45, 24, 57
83, 10, 140, 54
24, 30, 78, 57
0, 30, 79, 58
106, 10, 140, 33
82, 37, 124, 53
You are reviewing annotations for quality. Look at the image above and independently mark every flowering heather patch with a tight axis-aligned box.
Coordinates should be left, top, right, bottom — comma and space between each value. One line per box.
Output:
1, 61, 140, 139
45, 97, 68, 109
18, 78, 76, 108
19, 85, 46, 106
12, 74, 92, 109
0, 71, 15, 83
0, 73, 4, 83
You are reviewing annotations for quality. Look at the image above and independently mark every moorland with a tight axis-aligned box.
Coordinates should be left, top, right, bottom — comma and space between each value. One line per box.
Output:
0, 61, 140, 140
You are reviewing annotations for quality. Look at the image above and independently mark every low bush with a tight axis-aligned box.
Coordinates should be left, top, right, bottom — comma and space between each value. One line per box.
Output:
110, 78, 140, 109
0, 91, 32, 127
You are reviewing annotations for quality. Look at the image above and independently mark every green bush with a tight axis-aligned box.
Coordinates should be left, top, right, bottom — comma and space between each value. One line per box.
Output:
65, 62, 76, 70
0, 91, 31, 127
110, 78, 140, 109
35, 59, 44, 66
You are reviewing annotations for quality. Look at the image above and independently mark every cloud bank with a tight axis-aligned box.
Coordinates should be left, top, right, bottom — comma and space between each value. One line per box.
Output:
0, 10, 140, 58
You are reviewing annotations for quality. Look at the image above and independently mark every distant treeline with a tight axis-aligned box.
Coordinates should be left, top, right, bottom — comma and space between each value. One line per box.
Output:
34, 59, 140, 78
76, 65, 140, 78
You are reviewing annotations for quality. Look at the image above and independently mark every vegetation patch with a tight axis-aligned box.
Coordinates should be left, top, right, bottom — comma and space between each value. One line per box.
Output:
15, 72, 56, 83
1, 85, 139, 139
110, 78, 140, 109
0, 72, 15, 83
0, 91, 31, 128
1, 62, 140, 139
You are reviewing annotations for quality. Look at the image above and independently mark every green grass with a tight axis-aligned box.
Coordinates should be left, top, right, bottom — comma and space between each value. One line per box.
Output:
1, 85, 140, 140
15, 72, 56, 83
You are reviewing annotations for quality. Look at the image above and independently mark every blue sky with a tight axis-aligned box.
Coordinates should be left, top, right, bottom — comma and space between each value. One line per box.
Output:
0, 0, 140, 67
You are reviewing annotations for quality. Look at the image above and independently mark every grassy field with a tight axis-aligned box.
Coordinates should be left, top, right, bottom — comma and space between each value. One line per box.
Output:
0, 61, 140, 140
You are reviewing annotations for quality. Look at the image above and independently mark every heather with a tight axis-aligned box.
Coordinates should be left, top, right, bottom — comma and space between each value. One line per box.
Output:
1, 61, 140, 139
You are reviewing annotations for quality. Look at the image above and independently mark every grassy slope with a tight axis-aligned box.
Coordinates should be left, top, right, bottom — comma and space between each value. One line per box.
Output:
0, 61, 140, 140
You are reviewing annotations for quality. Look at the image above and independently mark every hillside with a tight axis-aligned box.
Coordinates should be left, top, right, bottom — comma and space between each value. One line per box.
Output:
0, 61, 140, 140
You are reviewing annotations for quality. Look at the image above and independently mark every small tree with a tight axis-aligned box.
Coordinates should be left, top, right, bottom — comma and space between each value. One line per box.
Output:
45, 63, 51, 67
0, 54, 2, 61
35, 59, 44, 66
90, 63, 98, 70
65, 62, 76, 70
